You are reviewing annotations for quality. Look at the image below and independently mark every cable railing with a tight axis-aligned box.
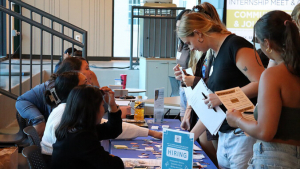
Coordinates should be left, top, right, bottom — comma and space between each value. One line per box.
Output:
0, 0, 88, 99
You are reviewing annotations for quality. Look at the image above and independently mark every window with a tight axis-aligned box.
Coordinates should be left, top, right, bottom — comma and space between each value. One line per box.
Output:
128, 0, 141, 25
113, 0, 197, 58
0, 0, 6, 58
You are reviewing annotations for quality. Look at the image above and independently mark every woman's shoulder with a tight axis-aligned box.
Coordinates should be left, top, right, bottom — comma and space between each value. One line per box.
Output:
226, 34, 252, 46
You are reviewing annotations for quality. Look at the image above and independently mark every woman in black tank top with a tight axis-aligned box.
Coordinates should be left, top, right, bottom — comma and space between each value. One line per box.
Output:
177, 9, 264, 168
226, 10, 300, 168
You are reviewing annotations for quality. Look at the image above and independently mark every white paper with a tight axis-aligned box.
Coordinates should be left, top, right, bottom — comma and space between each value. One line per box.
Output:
115, 100, 130, 106
193, 144, 202, 151
122, 158, 161, 167
188, 79, 226, 135
193, 154, 205, 159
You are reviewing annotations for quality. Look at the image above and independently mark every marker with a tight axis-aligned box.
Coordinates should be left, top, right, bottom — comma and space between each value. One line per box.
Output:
202, 92, 217, 112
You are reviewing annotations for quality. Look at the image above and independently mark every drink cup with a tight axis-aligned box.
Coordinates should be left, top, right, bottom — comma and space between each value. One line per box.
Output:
120, 74, 127, 89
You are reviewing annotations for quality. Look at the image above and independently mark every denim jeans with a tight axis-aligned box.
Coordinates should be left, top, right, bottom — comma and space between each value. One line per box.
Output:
248, 141, 300, 169
179, 87, 187, 117
217, 128, 256, 169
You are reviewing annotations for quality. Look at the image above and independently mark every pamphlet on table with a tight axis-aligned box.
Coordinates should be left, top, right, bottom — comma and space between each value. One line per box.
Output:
154, 88, 164, 123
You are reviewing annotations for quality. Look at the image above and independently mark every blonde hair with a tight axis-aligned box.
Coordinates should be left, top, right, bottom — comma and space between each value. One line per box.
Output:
291, 3, 300, 29
189, 50, 202, 74
177, 12, 230, 38
200, 2, 226, 30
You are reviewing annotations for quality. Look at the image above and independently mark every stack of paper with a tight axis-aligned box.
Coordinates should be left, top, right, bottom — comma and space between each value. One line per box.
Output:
181, 68, 225, 135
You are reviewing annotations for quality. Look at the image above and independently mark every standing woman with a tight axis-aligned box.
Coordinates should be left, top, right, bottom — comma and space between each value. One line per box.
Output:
227, 10, 300, 168
177, 11, 264, 168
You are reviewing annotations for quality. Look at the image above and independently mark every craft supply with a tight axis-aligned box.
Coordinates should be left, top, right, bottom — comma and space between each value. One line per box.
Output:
114, 145, 128, 149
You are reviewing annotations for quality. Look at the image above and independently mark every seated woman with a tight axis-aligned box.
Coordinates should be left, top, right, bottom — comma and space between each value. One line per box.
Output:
41, 72, 161, 157
54, 47, 77, 73
15, 57, 98, 138
16, 56, 161, 140
51, 85, 124, 169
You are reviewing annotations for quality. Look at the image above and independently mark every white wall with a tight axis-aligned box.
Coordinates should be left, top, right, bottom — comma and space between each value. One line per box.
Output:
8, 0, 113, 57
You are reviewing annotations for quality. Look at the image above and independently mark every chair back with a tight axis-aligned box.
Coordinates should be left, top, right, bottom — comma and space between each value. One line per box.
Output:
168, 76, 181, 97
23, 126, 41, 149
22, 145, 48, 169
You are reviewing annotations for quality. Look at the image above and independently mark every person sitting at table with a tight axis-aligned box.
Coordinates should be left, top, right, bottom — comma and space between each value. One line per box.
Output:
51, 85, 124, 169
226, 10, 300, 168
15, 57, 99, 138
54, 47, 77, 73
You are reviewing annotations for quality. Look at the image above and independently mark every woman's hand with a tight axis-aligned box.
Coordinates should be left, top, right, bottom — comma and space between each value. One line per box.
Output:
173, 64, 183, 81
226, 109, 243, 128
182, 74, 195, 87
181, 108, 191, 130
100, 87, 118, 112
148, 130, 162, 139
204, 93, 222, 109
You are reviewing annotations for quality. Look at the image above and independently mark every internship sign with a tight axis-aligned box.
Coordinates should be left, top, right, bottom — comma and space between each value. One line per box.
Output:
162, 129, 194, 169
227, 0, 297, 42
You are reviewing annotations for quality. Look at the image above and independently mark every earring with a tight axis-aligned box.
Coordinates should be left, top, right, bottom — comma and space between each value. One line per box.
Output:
266, 48, 273, 53
198, 38, 204, 43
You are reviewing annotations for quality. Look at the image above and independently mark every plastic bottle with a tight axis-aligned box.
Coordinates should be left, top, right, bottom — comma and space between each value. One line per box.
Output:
134, 96, 145, 121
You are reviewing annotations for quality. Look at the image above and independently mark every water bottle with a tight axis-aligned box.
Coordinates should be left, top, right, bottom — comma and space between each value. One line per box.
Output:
134, 96, 145, 121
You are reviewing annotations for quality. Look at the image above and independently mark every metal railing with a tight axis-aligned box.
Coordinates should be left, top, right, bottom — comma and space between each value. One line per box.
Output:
0, 0, 88, 98
129, 6, 185, 69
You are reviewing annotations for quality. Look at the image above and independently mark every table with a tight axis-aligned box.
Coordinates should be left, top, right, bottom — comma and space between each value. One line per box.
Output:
109, 119, 217, 169
126, 88, 146, 93
144, 97, 181, 116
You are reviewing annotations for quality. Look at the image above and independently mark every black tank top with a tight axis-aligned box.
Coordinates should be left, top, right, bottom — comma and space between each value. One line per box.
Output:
207, 34, 257, 132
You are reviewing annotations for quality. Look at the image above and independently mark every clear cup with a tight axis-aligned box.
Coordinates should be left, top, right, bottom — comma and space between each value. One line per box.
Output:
114, 79, 121, 85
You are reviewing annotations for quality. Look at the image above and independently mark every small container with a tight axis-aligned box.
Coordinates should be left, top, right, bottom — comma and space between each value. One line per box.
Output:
134, 96, 144, 122
114, 79, 121, 85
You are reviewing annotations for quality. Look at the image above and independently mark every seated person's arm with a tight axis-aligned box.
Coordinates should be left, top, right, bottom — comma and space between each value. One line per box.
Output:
15, 83, 50, 137
101, 119, 162, 139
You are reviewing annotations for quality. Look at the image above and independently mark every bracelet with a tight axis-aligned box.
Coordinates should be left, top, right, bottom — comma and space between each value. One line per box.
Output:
236, 116, 243, 128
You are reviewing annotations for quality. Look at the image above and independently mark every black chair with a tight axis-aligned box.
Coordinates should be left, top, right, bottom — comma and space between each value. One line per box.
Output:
0, 112, 29, 148
23, 126, 41, 149
22, 145, 48, 169
168, 76, 181, 97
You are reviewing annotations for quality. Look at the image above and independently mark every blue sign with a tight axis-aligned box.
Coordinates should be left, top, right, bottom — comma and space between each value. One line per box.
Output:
162, 129, 194, 169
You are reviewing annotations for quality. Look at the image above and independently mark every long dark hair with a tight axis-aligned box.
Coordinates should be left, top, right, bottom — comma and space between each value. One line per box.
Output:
254, 10, 300, 76
44, 72, 80, 107
55, 85, 103, 140
53, 57, 87, 79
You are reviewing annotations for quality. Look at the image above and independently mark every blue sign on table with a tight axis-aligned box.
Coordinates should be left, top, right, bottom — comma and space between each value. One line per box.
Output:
161, 129, 194, 169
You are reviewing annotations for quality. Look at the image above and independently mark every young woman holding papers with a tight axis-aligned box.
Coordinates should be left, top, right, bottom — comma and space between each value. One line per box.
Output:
173, 3, 226, 166
177, 5, 264, 168
227, 10, 300, 168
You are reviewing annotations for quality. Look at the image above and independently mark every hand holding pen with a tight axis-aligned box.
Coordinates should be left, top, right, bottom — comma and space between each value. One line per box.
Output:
202, 92, 219, 112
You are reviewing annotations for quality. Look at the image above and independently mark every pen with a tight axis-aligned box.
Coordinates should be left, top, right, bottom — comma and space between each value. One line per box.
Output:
243, 111, 253, 114
202, 92, 217, 112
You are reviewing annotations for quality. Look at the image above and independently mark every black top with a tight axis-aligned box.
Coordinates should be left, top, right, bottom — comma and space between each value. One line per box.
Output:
207, 34, 257, 132
51, 110, 124, 169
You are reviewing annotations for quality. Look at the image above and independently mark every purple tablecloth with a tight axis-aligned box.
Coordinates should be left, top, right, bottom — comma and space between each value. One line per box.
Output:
109, 118, 217, 169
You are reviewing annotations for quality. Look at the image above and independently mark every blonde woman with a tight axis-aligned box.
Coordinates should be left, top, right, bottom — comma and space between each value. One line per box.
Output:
177, 7, 264, 169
